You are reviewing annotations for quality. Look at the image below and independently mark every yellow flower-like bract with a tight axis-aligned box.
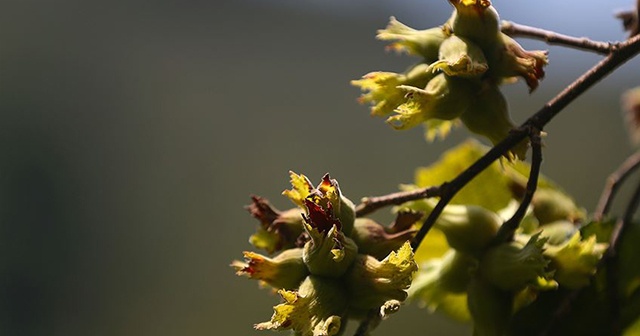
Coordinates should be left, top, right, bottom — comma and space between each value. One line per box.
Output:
376, 16, 447, 62
345, 242, 418, 312
544, 232, 608, 289
231, 248, 308, 290
255, 277, 347, 336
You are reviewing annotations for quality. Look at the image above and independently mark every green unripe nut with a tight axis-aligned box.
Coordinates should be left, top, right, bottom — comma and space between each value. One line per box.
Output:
438, 250, 477, 293
531, 188, 585, 225
432, 200, 501, 256
350, 218, 416, 260
337, 194, 356, 237
487, 33, 548, 92
388, 73, 478, 130
377, 16, 448, 62
303, 224, 358, 278
231, 248, 309, 290
344, 242, 417, 310
449, 0, 501, 51
429, 35, 488, 78
255, 275, 348, 336
459, 83, 528, 160
467, 276, 513, 336
480, 233, 554, 291
352, 63, 437, 117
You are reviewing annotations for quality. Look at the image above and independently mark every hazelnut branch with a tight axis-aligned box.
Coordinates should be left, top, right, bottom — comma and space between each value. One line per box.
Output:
411, 33, 640, 251
354, 309, 382, 336
593, 151, 640, 221
500, 21, 617, 55
492, 130, 543, 244
355, 187, 441, 217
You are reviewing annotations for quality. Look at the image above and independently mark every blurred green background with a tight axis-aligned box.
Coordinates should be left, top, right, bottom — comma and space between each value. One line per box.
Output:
1, 0, 638, 335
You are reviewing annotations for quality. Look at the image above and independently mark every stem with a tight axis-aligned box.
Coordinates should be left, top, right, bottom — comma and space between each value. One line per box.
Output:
501, 21, 616, 55
593, 151, 640, 221
411, 34, 640, 251
354, 309, 381, 336
493, 131, 543, 244
355, 187, 441, 217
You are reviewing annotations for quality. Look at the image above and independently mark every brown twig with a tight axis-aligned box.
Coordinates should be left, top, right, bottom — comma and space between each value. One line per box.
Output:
410, 33, 640, 251
593, 151, 640, 221
355, 187, 441, 217
354, 309, 381, 336
501, 20, 617, 55
493, 130, 543, 244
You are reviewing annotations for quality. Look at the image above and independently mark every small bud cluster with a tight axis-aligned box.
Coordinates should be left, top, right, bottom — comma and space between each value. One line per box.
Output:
352, 0, 548, 160
232, 172, 418, 335
406, 186, 606, 334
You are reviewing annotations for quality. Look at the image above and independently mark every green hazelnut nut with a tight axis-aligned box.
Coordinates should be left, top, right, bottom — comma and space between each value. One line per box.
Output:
487, 33, 548, 92
459, 84, 528, 160
531, 188, 585, 225
376, 16, 448, 62
337, 194, 356, 237
387, 73, 479, 130
438, 250, 478, 293
255, 275, 348, 336
231, 248, 309, 290
429, 35, 488, 78
350, 218, 417, 260
344, 242, 417, 310
448, 0, 501, 51
408, 249, 477, 313
430, 200, 501, 256
480, 233, 555, 292
467, 276, 513, 336
303, 224, 358, 278
352, 63, 437, 117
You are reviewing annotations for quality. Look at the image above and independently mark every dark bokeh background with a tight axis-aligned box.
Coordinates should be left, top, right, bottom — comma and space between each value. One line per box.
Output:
1, 0, 638, 335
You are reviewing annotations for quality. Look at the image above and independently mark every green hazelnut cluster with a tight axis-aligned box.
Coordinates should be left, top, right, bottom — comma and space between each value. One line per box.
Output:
352, 0, 548, 160
232, 172, 418, 336
406, 189, 607, 335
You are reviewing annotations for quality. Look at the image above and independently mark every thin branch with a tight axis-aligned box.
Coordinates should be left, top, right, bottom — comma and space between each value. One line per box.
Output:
411, 33, 640, 251
493, 130, 543, 244
501, 20, 617, 55
593, 151, 640, 221
355, 186, 441, 217
354, 309, 381, 336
